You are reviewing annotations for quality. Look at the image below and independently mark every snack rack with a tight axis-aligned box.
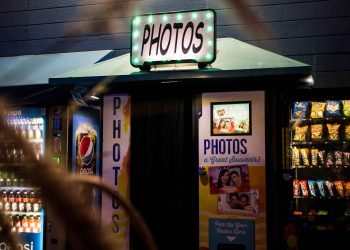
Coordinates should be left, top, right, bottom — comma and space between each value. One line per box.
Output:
282, 99, 350, 249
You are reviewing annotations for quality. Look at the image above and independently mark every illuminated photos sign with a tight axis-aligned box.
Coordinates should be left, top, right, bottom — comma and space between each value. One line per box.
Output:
130, 9, 216, 68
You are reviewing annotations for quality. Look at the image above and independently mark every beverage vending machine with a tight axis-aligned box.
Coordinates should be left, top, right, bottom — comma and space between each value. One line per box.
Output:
45, 104, 101, 250
278, 89, 350, 250
0, 107, 46, 250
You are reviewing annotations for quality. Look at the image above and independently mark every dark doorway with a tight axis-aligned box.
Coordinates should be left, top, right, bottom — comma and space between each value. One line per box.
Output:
130, 88, 197, 250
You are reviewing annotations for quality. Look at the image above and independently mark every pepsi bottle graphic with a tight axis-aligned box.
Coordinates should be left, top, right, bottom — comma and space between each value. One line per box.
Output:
76, 123, 97, 176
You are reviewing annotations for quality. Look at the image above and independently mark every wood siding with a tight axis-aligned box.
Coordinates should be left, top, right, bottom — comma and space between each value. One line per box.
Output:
0, 0, 349, 87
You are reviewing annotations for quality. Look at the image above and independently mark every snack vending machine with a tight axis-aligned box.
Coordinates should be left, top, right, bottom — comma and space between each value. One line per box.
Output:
280, 92, 350, 250
0, 107, 45, 250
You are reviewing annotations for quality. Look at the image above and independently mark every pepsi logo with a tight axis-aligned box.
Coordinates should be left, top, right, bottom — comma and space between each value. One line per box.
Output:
79, 135, 94, 165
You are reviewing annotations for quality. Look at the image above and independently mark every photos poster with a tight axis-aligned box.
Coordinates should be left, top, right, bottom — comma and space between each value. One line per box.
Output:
198, 91, 266, 250
102, 95, 131, 250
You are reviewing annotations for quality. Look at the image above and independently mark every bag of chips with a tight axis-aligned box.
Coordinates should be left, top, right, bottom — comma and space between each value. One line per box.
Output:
345, 125, 350, 140
325, 180, 335, 197
300, 148, 310, 166
292, 147, 300, 167
344, 182, 350, 197
325, 100, 341, 117
317, 150, 326, 165
311, 148, 318, 166
334, 151, 343, 166
326, 123, 340, 141
311, 124, 323, 141
326, 151, 334, 166
308, 180, 317, 197
334, 180, 344, 197
292, 102, 309, 119
300, 180, 309, 196
316, 180, 326, 197
310, 102, 326, 118
343, 152, 350, 165
293, 125, 308, 141
293, 179, 300, 196
342, 100, 350, 117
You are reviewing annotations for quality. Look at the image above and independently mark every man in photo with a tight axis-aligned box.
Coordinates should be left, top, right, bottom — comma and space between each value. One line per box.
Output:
227, 192, 240, 209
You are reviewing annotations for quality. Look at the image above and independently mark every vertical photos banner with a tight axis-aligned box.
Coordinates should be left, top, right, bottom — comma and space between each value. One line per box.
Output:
102, 95, 131, 250
198, 91, 266, 250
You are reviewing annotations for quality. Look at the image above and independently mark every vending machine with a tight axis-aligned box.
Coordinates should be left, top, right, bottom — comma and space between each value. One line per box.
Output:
279, 89, 350, 250
45, 104, 101, 250
0, 107, 46, 250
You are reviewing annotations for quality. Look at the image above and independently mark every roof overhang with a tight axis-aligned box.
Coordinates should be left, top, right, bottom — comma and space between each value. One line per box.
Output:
0, 50, 114, 87
49, 38, 312, 88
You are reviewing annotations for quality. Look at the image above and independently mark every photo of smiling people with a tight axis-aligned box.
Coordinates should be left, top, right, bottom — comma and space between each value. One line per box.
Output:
211, 101, 251, 136
217, 189, 260, 217
209, 165, 250, 194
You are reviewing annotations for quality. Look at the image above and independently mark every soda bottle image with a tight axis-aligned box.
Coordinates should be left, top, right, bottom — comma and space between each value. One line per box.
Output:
11, 201, 18, 212
2, 190, 8, 202
75, 123, 97, 176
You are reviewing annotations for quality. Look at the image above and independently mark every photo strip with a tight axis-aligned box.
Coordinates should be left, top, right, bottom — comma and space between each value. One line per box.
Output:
209, 165, 250, 194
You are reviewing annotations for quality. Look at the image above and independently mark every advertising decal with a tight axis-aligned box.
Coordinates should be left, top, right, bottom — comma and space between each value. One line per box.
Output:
72, 109, 101, 210
102, 95, 131, 250
198, 91, 266, 250
209, 218, 255, 250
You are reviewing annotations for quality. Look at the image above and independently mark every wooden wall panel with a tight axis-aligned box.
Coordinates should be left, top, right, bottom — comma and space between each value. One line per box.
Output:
215, 0, 350, 26
251, 35, 350, 56
205, 0, 324, 9
28, 18, 130, 39
217, 16, 350, 41
0, 1, 28, 12
0, 41, 28, 56
314, 71, 350, 88
0, 0, 349, 87
0, 11, 28, 27
0, 26, 27, 41
27, 33, 129, 54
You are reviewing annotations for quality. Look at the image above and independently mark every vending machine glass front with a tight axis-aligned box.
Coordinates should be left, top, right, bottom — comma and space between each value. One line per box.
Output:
0, 107, 46, 250
283, 99, 350, 249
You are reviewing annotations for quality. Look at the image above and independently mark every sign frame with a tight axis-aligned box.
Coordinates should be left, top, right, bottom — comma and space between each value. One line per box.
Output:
130, 9, 217, 70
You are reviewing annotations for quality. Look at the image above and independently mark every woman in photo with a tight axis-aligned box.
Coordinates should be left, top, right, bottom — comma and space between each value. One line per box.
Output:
217, 169, 231, 189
